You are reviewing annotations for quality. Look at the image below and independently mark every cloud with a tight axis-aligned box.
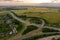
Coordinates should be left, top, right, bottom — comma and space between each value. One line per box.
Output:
0, 0, 13, 1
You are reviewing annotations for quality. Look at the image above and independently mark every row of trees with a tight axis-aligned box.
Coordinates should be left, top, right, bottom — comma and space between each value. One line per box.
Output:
24, 33, 60, 40
22, 25, 38, 35
52, 37, 60, 40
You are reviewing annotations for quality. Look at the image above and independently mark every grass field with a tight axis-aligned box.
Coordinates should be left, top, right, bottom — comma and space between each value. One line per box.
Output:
12, 8, 60, 24
0, 11, 7, 15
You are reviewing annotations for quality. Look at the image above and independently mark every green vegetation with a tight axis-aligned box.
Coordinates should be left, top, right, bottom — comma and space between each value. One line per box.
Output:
12, 8, 60, 24
52, 38, 56, 40
23, 33, 60, 40
16, 22, 24, 32
0, 14, 14, 39
49, 23, 60, 28
42, 28, 59, 33
29, 18, 42, 24
0, 24, 11, 33
22, 25, 38, 35
52, 38, 60, 40
18, 15, 28, 20
13, 20, 24, 32
57, 38, 60, 40
0, 15, 11, 33
0, 7, 60, 40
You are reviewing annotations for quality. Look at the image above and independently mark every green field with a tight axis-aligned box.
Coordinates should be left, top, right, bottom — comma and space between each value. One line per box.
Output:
0, 7, 59, 40
12, 8, 60, 24
0, 11, 7, 15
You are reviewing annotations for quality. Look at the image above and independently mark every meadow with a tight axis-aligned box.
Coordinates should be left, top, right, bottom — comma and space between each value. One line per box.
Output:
12, 8, 60, 23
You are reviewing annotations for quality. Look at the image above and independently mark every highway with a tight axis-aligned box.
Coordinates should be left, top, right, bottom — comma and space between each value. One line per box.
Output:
37, 35, 60, 40
7, 11, 60, 40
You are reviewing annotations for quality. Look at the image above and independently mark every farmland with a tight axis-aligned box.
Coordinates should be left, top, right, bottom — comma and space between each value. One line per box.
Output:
12, 8, 60, 23
0, 7, 60, 40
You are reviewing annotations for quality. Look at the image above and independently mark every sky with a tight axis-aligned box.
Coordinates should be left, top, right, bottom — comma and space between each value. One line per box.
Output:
0, 0, 60, 6
0, 0, 60, 3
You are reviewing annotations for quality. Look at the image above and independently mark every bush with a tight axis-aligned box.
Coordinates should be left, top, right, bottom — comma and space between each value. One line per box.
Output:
52, 38, 56, 40
57, 38, 60, 40
24, 33, 60, 40
50, 23, 60, 28
29, 18, 42, 24
42, 28, 59, 32
13, 20, 24, 32
22, 25, 38, 35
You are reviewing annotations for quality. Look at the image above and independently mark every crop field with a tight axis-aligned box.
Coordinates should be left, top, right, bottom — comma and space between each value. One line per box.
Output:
0, 7, 60, 40
12, 8, 60, 23
0, 11, 7, 15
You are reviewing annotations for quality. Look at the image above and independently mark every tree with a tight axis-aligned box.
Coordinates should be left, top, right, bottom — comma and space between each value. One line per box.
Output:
52, 38, 56, 40
57, 38, 60, 40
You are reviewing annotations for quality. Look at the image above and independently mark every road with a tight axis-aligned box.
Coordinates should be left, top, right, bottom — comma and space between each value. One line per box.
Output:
44, 26, 60, 31
8, 11, 45, 34
16, 32, 60, 40
7, 11, 60, 40
37, 35, 60, 40
9, 11, 45, 27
